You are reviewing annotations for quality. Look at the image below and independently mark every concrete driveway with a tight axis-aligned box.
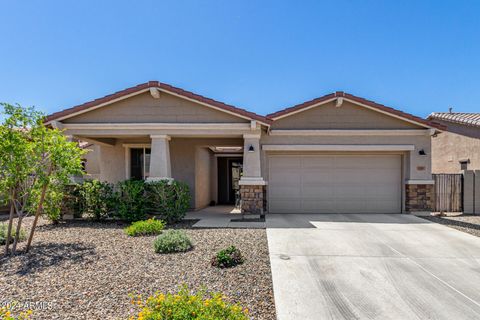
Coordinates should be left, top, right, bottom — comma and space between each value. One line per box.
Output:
266, 214, 480, 320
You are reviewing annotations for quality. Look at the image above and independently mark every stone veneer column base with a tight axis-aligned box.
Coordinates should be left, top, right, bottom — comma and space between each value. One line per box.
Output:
240, 185, 266, 214
405, 184, 434, 212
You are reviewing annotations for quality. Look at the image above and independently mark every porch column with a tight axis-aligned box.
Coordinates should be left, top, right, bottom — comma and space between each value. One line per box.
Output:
239, 133, 266, 214
148, 135, 172, 181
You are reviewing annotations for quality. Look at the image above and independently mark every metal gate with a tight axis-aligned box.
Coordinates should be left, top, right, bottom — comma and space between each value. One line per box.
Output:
433, 174, 463, 212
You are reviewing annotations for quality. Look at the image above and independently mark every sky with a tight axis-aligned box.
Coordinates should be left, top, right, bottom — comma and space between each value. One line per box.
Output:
0, 0, 479, 119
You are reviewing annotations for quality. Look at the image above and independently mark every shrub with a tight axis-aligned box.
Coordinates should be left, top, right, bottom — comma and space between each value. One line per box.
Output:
146, 180, 190, 224
153, 230, 192, 253
0, 223, 26, 245
124, 218, 165, 237
130, 286, 249, 320
116, 180, 147, 222
81, 180, 116, 220
211, 246, 245, 268
65, 180, 116, 220
0, 305, 32, 320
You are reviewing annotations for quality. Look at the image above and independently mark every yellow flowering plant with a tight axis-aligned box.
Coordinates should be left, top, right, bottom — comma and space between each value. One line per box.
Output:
129, 286, 249, 320
0, 305, 32, 320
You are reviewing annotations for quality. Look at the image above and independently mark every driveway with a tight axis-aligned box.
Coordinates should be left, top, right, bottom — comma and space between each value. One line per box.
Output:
266, 214, 480, 320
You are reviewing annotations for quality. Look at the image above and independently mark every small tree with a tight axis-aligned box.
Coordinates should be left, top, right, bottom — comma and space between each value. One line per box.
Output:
0, 103, 85, 255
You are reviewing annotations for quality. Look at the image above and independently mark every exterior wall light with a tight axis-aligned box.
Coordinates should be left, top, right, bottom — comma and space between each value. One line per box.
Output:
418, 149, 426, 156
248, 145, 255, 152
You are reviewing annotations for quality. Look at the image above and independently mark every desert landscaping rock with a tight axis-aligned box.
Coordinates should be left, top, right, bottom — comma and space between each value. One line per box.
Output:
423, 214, 480, 238
0, 217, 275, 319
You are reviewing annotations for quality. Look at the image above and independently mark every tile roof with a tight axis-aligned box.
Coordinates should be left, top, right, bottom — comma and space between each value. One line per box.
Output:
268, 91, 445, 130
45, 81, 272, 125
427, 112, 480, 128
46, 82, 443, 131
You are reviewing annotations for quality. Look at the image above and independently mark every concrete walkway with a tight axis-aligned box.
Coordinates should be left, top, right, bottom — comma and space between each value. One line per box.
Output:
186, 206, 265, 228
266, 213, 480, 320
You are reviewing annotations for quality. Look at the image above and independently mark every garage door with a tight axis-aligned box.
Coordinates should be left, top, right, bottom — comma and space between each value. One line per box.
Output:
268, 154, 402, 213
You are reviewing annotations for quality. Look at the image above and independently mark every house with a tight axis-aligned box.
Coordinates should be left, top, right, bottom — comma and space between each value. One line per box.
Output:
45, 81, 443, 214
428, 112, 480, 173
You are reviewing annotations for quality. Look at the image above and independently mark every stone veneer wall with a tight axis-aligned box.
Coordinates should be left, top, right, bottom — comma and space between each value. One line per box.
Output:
405, 184, 434, 212
240, 185, 266, 214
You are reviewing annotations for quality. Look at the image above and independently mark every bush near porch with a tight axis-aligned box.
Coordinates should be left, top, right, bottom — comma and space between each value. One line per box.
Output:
65, 179, 190, 223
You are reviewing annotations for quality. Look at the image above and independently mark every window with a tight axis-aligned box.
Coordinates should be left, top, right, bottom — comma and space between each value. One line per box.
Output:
459, 159, 469, 171
130, 148, 151, 180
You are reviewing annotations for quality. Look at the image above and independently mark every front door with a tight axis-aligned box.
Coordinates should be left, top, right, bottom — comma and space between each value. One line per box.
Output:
217, 157, 243, 205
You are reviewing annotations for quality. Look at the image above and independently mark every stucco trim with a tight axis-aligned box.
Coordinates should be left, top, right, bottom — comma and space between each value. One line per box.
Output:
269, 129, 433, 136
262, 144, 416, 151
239, 177, 267, 185
62, 123, 252, 130
406, 179, 435, 185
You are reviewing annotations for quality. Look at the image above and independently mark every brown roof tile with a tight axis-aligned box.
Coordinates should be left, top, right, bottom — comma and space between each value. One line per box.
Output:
428, 112, 480, 128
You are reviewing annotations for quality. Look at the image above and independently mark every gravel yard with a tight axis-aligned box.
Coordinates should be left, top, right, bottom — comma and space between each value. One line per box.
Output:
423, 214, 480, 238
0, 217, 275, 320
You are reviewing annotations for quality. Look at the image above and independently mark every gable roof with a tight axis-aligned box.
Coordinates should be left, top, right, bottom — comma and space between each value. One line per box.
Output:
45, 81, 272, 126
267, 91, 445, 130
427, 112, 480, 128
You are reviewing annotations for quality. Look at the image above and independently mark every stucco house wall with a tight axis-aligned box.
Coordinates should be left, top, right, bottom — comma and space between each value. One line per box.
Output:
431, 121, 480, 173
63, 91, 249, 124
47, 82, 441, 214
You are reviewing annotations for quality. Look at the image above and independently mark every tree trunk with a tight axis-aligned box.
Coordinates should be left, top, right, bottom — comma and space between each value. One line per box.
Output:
11, 213, 23, 255
25, 182, 49, 253
3, 197, 15, 256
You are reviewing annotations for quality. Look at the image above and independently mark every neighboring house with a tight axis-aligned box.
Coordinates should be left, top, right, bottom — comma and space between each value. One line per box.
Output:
428, 112, 480, 173
45, 81, 443, 214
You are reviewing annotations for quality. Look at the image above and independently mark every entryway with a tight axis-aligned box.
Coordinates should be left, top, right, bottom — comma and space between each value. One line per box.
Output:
217, 157, 243, 207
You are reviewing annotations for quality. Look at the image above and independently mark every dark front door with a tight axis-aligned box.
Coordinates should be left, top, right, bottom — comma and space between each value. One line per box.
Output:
217, 157, 243, 205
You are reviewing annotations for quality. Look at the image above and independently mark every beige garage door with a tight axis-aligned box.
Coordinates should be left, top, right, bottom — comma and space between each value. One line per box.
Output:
268, 154, 402, 213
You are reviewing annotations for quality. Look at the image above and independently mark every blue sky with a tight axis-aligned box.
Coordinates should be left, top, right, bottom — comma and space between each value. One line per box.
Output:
0, 0, 479, 118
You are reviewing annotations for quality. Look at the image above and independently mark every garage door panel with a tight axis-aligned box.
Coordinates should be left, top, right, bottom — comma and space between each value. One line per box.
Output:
269, 186, 302, 197
269, 199, 301, 213
302, 200, 336, 213
268, 155, 401, 214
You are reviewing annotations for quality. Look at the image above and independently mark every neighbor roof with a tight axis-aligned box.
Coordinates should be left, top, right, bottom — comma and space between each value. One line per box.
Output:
428, 112, 480, 128
268, 91, 445, 130
45, 81, 272, 125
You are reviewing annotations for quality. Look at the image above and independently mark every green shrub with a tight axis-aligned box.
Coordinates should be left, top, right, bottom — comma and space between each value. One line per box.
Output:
81, 180, 116, 220
116, 180, 147, 222
0, 223, 26, 245
146, 180, 190, 224
65, 180, 116, 220
130, 286, 249, 320
124, 218, 165, 237
153, 230, 192, 253
211, 245, 245, 268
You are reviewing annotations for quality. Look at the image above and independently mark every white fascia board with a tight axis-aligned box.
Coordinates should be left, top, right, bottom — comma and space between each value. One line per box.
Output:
269, 129, 432, 136
262, 144, 415, 151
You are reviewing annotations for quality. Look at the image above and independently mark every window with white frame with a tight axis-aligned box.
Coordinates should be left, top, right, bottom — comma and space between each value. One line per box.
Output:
130, 147, 151, 180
